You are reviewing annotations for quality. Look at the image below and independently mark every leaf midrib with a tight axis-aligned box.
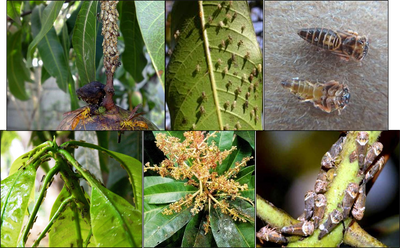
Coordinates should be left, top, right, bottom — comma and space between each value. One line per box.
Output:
198, 1, 223, 130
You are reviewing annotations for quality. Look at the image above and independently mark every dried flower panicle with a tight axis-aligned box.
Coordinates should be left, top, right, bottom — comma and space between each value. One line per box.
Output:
145, 131, 254, 232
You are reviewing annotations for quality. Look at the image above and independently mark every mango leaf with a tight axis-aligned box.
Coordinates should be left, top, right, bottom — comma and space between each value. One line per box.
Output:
90, 185, 142, 247
207, 131, 234, 151
209, 207, 252, 247
144, 181, 198, 204
7, 30, 32, 100
61, 141, 142, 211
48, 186, 93, 247
26, 1, 63, 67
135, 1, 165, 87
217, 132, 253, 175
167, 1, 262, 130
181, 211, 213, 247
7, 1, 22, 26
72, 1, 100, 86
144, 176, 174, 188
144, 206, 192, 247
236, 131, 255, 149
120, 1, 146, 83
31, 5, 70, 92
1, 166, 36, 247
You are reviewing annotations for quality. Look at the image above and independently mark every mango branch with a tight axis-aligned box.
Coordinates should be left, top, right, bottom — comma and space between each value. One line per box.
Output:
258, 131, 391, 247
344, 221, 387, 247
256, 194, 299, 228
288, 131, 381, 247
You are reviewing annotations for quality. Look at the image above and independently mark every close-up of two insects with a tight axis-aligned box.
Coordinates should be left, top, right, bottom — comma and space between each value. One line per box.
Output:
282, 28, 369, 114
257, 132, 385, 245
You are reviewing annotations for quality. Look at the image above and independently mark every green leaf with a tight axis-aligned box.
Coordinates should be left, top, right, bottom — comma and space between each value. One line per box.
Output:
8, 152, 30, 176
7, 1, 22, 26
209, 207, 251, 247
207, 131, 234, 151
26, 1, 64, 67
61, 141, 142, 211
72, 1, 100, 86
31, 5, 70, 92
182, 211, 213, 247
120, 1, 146, 83
144, 181, 198, 204
144, 206, 192, 247
167, 1, 262, 130
235, 131, 255, 149
90, 185, 142, 247
48, 186, 93, 247
144, 176, 174, 188
7, 30, 31, 100
217, 133, 253, 175
236, 165, 254, 185
135, 1, 165, 87
1, 166, 36, 247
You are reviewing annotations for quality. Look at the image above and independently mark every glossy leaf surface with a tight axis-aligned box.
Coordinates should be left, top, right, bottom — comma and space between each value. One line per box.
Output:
135, 1, 165, 87
90, 185, 142, 247
48, 187, 93, 247
72, 1, 100, 86
1, 166, 36, 247
26, 1, 63, 67
120, 1, 146, 83
7, 30, 32, 100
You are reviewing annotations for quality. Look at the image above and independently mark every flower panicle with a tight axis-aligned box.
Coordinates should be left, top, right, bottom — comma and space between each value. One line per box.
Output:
146, 131, 254, 226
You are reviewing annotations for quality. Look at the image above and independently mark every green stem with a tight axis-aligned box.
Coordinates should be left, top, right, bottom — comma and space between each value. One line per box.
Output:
18, 162, 60, 247
73, 202, 83, 247
288, 131, 382, 247
84, 228, 93, 247
57, 148, 104, 189
344, 221, 387, 247
256, 194, 299, 229
32, 196, 74, 247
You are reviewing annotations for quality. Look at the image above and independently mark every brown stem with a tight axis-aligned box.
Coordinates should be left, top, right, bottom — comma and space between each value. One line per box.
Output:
344, 221, 387, 247
102, 73, 115, 111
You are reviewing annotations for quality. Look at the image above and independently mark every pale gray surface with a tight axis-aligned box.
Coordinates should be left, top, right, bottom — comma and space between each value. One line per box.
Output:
264, 1, 388, 130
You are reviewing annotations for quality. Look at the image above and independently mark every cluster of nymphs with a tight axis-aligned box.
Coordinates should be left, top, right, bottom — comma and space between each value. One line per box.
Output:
257, 132, 384, 245
100, 1, 120, 74
145, 131, 253, 234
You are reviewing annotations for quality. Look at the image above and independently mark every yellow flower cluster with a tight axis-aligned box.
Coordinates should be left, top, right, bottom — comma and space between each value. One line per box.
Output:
145, 131, 254, 230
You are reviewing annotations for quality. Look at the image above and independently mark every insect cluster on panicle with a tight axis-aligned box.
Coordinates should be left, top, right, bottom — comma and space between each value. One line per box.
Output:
100, 1, 120, 74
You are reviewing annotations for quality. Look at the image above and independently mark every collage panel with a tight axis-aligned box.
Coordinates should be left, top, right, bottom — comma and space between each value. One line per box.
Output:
264, 1, 388, 130
4, 1, 400, 248
7, 1, 164, 131
256, 131, 399, 247
1, 131, 142, 247
165, 1, 263, 130
143, 131, 255, 247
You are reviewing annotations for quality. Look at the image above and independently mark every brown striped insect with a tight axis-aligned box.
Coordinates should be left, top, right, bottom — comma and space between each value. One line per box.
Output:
256, 226, 288, 245
321, 136, 346, 169
312, 194, 327, 227
355, 132, 369, 170
352, 183, 366, 220
363, 142, 383, 172
314, 170, 328, 194
281, 78, 350, 114
297, 28, 369, 61
304, 190, 316, 220
281, 221, 314, 237
342, 182, 359, 217
318, 209, 344, 239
